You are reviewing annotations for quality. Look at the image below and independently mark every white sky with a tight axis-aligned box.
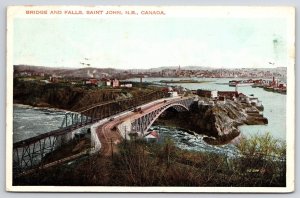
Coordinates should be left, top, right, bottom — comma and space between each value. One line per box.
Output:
13, 16, 289, 69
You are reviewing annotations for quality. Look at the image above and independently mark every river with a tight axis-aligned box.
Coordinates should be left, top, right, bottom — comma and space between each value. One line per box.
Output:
13, 104, 67, 143
128, 77, 286, 140
13, 77, 286, 154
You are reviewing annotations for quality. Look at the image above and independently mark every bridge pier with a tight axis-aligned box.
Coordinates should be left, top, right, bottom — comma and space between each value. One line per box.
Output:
13, 92, 185, 174
117, 120, 132, 140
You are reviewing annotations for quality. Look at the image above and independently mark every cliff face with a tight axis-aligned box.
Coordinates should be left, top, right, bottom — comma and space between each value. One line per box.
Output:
13, 80, 155, 111
157, 99, 268, 145
14, 81, 117, 111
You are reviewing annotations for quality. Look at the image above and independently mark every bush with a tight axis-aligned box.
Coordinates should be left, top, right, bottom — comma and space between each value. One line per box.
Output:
233, 132, 286, 186
236, 132, 286, 157
14, 133, 286, 187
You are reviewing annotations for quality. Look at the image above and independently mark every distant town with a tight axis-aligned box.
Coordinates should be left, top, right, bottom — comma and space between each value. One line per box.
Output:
13, 65, 287, 97
13, 64, 287, 187
14, 65, 287, 82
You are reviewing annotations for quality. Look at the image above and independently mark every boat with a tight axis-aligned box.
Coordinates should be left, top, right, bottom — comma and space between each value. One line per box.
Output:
229, 80, 238, 87
252, 83, 264, 88
263, 86, 274, 92
229, 80, 254, 87
229, 79, 254, 87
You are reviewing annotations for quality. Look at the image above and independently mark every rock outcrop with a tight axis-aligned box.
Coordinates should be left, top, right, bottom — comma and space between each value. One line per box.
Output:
157, 98, 268, 145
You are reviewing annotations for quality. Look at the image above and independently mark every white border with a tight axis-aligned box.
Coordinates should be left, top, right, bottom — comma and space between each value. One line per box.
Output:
6, 5, 295, 193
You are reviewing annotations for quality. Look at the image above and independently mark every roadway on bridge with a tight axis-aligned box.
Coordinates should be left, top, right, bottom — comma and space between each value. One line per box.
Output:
96, 97, 183, 156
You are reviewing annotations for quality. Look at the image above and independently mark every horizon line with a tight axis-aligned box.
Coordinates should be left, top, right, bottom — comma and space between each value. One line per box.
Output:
13, 64, 286, 70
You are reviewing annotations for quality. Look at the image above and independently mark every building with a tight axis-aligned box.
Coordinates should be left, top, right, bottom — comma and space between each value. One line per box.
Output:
217, 91, 238, 100
100, 78, 111, 87
218, 96, 226, 104
196, 89, 218, 99
120, 83, 133, 88
144, 130, 159, 142
168, 91, 178, 97
83, 78, 98, 86
112, 79, 120, 87
238, 93, 250, 104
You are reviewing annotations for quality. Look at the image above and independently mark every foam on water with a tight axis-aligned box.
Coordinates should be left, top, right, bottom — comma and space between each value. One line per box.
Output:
13, 104, 67, 143
150, 126, 240, 157
129, 77, 286, 141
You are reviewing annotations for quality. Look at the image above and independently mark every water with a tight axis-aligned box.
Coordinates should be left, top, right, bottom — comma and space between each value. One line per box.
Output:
13, 77, 286, 154
128, 77, 286, 140
150, 126, 240, 157
13, 104, 67, 143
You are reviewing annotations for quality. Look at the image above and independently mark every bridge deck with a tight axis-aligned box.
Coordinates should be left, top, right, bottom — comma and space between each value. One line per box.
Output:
12, 93, 193, 174
95, 96, 193, 156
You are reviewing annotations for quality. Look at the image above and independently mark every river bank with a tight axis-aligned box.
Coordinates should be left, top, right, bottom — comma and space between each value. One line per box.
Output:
13, 79, 159, 111
154, 98, 267, 145
128, 77, 286, 141
159, 79, 212, 84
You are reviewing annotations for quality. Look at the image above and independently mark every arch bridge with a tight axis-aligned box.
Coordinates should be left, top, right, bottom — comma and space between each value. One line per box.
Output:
12, 91, 167, 174
129, 97, 194, 136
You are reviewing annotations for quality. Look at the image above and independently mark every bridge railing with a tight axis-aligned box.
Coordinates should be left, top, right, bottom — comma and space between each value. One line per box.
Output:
59, 90, 168, 128
131, 97, 194, 135
13, 90, 167, 174
13, 127, 70, 174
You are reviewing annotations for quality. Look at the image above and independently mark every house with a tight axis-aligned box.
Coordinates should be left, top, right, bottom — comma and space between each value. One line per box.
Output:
49, 76, 58, 83
168, 87, 173, 92
100, 78, 111, 87
238, 93, 250, 104
145, 130, 159, 142
168, 91, 178, 97
18, 70, 33, 77
83, 78, 98, 86
120, 83, 133, 88
197, 89, 218, 99
218, 96, 226, 104
112, 79, 120, 87
197, 89, 212, 98
217, 91, 238, 100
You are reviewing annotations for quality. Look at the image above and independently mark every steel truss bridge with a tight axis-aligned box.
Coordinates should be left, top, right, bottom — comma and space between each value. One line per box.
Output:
12, 91, 167, 174
130, 97, 194, 135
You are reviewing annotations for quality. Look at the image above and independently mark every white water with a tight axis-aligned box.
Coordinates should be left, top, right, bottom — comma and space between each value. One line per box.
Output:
13, 77, 286, 155
129, 77, 286, 140
150, 126, 240, 157
13, 104, 67, 143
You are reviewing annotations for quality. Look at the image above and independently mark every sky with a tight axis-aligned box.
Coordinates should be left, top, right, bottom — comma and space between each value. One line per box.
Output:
13, 17, 289, 69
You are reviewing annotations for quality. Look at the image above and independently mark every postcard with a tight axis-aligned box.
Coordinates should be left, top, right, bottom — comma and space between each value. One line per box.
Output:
6, 6, 295, 192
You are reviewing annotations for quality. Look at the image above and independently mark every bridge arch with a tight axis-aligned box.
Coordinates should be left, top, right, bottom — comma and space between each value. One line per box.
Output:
144, 103, 189, 133
131, 100, 193, 135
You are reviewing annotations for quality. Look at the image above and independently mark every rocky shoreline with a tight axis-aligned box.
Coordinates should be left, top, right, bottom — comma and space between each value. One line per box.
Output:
13, 79, 157, 111
155, 97, 268, 145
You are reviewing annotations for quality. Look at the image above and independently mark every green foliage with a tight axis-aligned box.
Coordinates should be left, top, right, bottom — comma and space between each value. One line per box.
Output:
13, 79, 161, 110
236, 132, 286, 157
14, 134, 286, 187
233, 132, 286, 186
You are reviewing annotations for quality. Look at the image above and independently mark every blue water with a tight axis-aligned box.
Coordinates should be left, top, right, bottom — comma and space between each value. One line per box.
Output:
13, 104, 67, 143
149, 126, 240, 157
13, 77, 286, 155
128, 77, 286, 140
